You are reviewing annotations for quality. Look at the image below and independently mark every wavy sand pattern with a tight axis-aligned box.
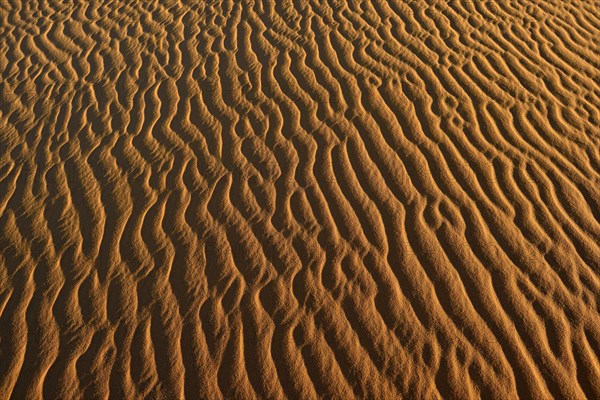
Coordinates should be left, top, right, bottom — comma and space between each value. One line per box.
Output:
1, 0, 600, 398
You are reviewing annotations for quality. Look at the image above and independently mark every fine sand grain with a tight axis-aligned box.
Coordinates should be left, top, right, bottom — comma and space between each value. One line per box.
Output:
1, 0, 600, 398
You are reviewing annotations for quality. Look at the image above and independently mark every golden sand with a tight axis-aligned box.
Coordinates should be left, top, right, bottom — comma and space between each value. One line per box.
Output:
1, 1, 599, 398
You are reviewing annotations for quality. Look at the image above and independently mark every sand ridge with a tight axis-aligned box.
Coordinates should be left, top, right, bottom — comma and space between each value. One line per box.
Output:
1, 0, 600, 398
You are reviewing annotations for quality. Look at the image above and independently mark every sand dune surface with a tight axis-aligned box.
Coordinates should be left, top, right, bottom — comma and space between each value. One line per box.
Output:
1, 0, 600, 398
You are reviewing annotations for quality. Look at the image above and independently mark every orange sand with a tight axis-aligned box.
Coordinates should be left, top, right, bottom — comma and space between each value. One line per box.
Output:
1, 1, 599, 398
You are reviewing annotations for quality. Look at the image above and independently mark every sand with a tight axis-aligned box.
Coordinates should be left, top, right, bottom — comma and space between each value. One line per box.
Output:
1, 0, 599, 398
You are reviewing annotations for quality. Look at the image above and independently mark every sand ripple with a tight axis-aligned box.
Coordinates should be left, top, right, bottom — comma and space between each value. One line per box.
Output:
1, 0, 600, 398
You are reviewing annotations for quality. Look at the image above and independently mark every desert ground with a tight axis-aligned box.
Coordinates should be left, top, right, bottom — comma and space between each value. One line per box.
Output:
1, 0, 599, 399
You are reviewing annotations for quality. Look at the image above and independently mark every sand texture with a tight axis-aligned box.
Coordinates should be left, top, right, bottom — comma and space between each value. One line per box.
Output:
1, 0, 600, 398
